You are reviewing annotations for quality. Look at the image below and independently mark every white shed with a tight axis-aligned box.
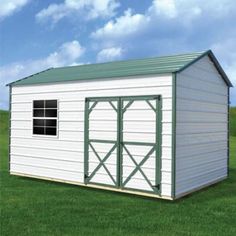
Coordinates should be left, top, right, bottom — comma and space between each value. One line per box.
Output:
7, 50, 233, 200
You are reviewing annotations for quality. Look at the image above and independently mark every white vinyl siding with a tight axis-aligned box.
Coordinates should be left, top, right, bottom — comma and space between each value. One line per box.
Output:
10, 74, 173, 198
175, 55, 228, 197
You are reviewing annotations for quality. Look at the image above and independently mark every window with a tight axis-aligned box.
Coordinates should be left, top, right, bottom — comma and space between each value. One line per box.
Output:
33, 100, 57, 136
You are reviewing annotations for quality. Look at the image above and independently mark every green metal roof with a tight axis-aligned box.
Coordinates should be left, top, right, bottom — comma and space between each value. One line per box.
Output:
7, 50, 233, 87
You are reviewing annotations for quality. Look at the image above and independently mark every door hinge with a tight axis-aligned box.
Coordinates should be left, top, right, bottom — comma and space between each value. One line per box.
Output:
152, 184, 160, 190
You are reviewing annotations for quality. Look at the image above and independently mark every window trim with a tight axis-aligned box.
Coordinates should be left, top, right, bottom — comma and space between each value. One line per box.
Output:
32, 99, 59, 138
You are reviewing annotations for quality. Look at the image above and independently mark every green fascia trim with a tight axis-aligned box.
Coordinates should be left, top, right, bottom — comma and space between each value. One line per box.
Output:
6, 68, 53, 86
171, 73, 177, 199
208, 51, 233, 87
8, 86, 12, 172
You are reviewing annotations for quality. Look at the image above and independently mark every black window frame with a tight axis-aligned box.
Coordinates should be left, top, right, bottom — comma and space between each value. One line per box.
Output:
32, 100, 58, 137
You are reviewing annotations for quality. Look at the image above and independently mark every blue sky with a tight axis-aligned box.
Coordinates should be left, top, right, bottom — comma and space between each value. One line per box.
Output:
0, 0, 236, 109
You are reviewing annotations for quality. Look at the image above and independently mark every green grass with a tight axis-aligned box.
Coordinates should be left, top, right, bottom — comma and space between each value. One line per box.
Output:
230, 107, 236, 137
1, 110, 236, 236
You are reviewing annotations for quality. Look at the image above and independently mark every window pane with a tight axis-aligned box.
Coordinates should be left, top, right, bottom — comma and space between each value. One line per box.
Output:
34, 100, 44, 108
45, 109, 57, 117
33, 109, 44, 117
33, 127, 44, 135
32, 100, 58, 136
46, 100, 57, 108
33, 119, 45, 126
46, 127, 57, 135
45, 119, 57, 127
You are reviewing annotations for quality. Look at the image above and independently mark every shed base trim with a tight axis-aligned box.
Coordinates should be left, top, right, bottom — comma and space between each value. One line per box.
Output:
10, 171, 173, 200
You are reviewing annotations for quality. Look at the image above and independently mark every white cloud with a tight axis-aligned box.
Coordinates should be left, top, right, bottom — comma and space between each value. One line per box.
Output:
149, 0, 236, 19
150, 0, 178, 18
36, 0, 120, 24
0, 0, 29, 20
0, 40, 85, 109
92, 8, 150, 40
92, 0, 235, 43
44, 40, 85, 66
97, 47, 124, 62
151, 0, 202, 18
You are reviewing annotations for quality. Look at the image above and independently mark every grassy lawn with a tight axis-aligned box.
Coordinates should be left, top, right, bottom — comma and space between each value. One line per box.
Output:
1, 110, 236, 236
230, 107, 236, 136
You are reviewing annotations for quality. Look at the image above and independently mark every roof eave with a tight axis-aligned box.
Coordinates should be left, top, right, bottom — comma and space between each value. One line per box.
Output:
207, 50, 233, 87
6, 68, 53, 87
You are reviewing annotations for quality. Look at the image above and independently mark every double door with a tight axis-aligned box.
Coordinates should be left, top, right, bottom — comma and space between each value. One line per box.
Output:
84, 95, 162, 194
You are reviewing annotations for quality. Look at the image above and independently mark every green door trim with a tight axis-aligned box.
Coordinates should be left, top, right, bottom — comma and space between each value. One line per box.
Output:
88, 142, 117, 184
84, 98, 89, 184
117, 98, 122, 187
84, 97, 119, 186
157, 96, 162, 193
120, 96, 161, 194
84, 95, 162, 195
122, 144, 156, 189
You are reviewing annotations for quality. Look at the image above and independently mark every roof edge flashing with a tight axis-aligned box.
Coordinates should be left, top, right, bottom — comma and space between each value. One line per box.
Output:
6, 68, 53, 87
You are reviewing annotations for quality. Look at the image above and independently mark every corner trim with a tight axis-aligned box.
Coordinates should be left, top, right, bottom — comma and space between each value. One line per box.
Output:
227, 87, 230, 176
171, 73, 177, 199
8, 86, 12, 172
